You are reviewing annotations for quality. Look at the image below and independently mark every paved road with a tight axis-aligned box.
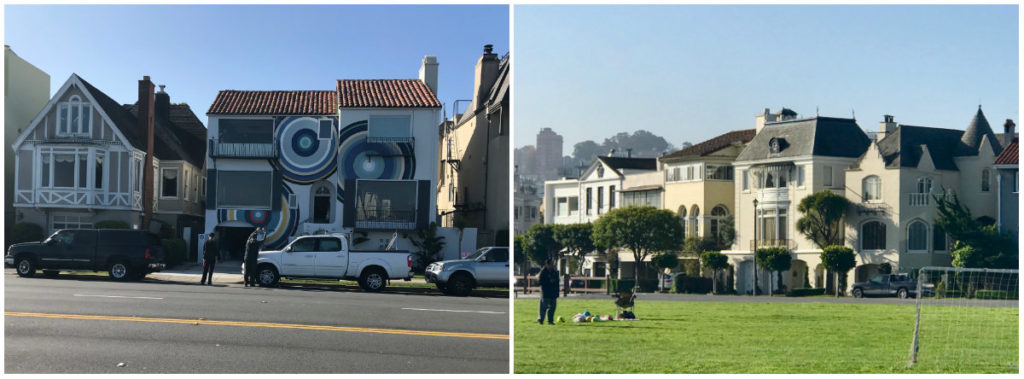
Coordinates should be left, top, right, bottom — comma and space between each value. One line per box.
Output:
5, 272, 509, 373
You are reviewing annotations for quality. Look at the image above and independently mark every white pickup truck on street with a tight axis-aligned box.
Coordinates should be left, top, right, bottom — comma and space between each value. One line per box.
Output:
251, 234, 413, 291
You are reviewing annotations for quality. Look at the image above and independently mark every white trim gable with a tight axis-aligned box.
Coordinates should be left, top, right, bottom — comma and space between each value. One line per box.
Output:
916, 145, 936, 172
12, 74, 138, 152
978, 133, 1000, 159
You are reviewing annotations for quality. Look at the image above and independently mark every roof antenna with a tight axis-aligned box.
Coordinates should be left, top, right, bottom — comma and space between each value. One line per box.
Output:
816, 106, 819, 116
851, 108, 856, 120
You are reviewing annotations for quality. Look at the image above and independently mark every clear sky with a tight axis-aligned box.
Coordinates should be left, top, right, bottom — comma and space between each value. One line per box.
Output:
515, 5, 1019, 150
5, 4, 508, 122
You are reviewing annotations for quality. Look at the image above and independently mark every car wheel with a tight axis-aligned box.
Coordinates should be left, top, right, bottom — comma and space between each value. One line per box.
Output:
109, 261, 131, 281
257, 265, 280, 287
852, 288, 863, 298
16, 257, 36, 277
897, 288, 909, 299
359, 268, 387, 292
449, 273, 474, 297
42, 270, 60, 278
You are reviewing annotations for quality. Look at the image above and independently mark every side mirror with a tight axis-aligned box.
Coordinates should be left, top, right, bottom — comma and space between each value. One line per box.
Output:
283, 246, 291, 253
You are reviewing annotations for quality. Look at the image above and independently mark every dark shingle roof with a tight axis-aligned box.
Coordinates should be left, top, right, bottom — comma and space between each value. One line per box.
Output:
77, 75, 145, 149
596, 156, 658, 173
661, 129, 755, 161
207, 90, 337, 115
957, 107, 1003, 156
994, 138, 1018, 165
735, 116, 871, 162
876, 125, 964, 171
337, 79, 441, 108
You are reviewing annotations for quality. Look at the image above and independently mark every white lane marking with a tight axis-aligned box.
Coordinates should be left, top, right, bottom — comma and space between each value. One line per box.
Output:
401, 307, 505, 314
73, 294, 164, 300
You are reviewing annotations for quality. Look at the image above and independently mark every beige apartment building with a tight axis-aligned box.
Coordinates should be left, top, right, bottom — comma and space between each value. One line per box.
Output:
5, 46, 50, 247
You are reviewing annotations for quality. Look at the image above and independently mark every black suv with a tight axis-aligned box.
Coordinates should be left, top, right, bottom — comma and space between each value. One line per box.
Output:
6, 229, 166, 281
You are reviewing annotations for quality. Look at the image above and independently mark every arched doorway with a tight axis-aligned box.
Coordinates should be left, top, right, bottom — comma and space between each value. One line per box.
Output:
788, 260, 809, 291
814, 263, 826, 289
709, 205, 729, 246
689, 205, 701, 237
311, 180, 333, 223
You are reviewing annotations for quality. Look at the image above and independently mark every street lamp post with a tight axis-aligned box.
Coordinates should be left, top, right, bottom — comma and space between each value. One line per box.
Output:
752, 198, 758, 296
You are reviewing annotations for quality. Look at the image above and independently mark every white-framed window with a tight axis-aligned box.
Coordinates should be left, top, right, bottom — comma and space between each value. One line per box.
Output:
183, 169, 190, 201
51, 214, 92, 233
862, 175, 881, 202
756, 207, 787, 242
161, 168, 179, 198
568, 197, 579, 215
908, 220, 928, 252
861, 220, 886, 250
37, 148, 100, 190
981, 169, 991, 192
796, 166, 805, 187
57, 95, 92, 137
678, 206, 688, 240
917, 177, 932, 194
706, 165, 734, 181
742, 170, 749, 190
586, 188, 593, 215
686, 166, 694, 180
823, 166, 833, 187
671, 167, 681, 182
609, 186, 616, 209
556, 197, 568, 216
597, 187, 604, 214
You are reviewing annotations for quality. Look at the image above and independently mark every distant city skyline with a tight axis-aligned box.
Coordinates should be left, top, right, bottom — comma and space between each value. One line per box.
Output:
5, 5, 508, 120
514, 5, 1018, 150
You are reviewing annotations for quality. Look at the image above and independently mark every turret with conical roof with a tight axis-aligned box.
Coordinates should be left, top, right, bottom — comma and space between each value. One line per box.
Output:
957, 106, 1003, 156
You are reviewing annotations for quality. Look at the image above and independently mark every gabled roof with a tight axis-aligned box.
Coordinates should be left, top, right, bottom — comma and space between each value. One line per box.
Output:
77, 75, 145, 149
661, 129, 755, 161
337, 79, 441, 108
595, 156, 657, 176
736, 116, 871, 162
207, 90, 337, 115
994, 138, 1018, 165
957, 107, 1003, 156
876, 125, 964, 171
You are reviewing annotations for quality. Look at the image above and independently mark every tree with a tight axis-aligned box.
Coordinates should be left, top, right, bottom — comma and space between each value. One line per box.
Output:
701, 251, 730, 294
592, 206, 683, 286
514, 234, 531, 293
934, 191, 1017, 269
651, 253, 679, 292
795, 191, 851, 249
409, 222, 446, 270
523, 223, 561, 267
821, 245, 856, 297
755, 247, 792, 296
553, 223, 596, 275
717, 214, 737, 250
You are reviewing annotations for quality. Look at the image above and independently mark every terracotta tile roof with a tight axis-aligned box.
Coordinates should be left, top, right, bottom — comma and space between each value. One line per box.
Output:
337, 79, 441, 108
207, 90, 337, 115
661, 129, 756, 160
995, 138, 1018, 165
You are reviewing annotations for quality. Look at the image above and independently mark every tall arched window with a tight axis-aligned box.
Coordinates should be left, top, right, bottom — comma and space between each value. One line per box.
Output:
677, 206, 687, 240
917, 178, 932, 194
908, 220, 928, 251
311, 181, 333, 223
709, 205, 729, 244
58, 95, 91, 137
861, 221, 886, 250
862, 175, 881, 202
981, 169, 991, 192
690, 205, 700, 237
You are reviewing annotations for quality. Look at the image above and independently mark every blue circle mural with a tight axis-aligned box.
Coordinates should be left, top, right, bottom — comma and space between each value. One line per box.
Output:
337, 121, 416, 204
217, 184, 298, 250
275, 116, 337, 183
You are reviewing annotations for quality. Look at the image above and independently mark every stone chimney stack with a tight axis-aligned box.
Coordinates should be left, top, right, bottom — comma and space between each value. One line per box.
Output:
419, 55, 439, 95
138, 76, 155, 230
473, 44, 499, 111
755, 108, 782, 134
879, 114, 897, 141
1004, 119, 1016, 146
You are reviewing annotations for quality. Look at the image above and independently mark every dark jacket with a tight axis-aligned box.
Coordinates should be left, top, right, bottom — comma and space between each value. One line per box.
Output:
203, 238, 219, 261
539, 267, 560, 299
244, 235, 262, 262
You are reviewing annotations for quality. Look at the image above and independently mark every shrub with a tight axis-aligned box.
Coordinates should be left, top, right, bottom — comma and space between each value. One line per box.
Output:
161, 238, 187, 268
672, 276, 713, 294
95, 220, 131, 229
787, 288, 826, 297
11, 222, 45, 244
974, 289, 1019, 300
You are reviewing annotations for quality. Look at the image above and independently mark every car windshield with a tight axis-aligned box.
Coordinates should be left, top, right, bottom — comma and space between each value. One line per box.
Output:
465, 248, 490, 260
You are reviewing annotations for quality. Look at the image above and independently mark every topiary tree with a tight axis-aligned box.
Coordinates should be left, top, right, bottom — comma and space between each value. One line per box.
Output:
796, 190, 851, 249
592, 206, 683, 285
11, 222, 45, 244
553, 223, 595, 276
821, 245, 856, 297
701, 251, 730, 294
755, 247, 792, 296
651, 252, 679, 292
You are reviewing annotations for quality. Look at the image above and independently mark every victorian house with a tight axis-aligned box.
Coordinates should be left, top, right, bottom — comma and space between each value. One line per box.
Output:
11, 74, 206, 240
204, 56, 441, 258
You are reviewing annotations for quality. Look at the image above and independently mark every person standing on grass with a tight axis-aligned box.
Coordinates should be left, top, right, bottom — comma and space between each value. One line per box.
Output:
538, 259, 560, 325
201, 232, 218, 285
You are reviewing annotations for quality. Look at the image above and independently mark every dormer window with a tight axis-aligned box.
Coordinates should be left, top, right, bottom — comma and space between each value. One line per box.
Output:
57, 95, 91, 137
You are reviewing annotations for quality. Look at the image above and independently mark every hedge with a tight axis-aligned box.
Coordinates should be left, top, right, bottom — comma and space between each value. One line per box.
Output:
787, 288, 826, 297
11, 222, 45, 244
672, 276, 713, 294
161, 238, 187, 268
95, 220, 131, 229
974, 289, 1019, 300
611, 279, 659, 293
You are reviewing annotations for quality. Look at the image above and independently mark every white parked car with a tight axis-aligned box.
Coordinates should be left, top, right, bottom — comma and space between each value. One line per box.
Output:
249, 234, 413, 292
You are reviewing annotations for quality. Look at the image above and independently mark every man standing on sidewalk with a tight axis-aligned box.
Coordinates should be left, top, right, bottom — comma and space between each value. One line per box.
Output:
538, 259, 560, 325
243, 228, 265, 287
201, 232, 218, 285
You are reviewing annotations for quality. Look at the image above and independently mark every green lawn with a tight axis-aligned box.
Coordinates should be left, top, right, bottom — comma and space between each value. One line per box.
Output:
514, 299, 1018, 374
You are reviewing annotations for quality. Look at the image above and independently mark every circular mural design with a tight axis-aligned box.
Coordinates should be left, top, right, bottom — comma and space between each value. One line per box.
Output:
217, 184, 299, 250
337, 121, 416, 203
275, 116, 337, 183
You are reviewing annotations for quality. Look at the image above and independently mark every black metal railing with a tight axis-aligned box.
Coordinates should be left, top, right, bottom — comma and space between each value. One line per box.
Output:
208, 138, 277, 158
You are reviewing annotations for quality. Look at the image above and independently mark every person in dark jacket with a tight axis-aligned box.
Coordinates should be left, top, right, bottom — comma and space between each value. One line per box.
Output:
201, 232, 219, 285
243, 228, 265, 287
538, 259, 560, 325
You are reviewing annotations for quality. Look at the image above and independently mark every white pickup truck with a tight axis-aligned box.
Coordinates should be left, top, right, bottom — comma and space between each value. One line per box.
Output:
251, 234, 413, 292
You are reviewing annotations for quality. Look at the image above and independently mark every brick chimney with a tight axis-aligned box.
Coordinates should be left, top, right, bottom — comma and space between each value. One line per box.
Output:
138, 76, 155, 230
472, 44, 499, 111
1004, 119, 1015, 146
155, 84, 170, 120
419, 55, 439, 95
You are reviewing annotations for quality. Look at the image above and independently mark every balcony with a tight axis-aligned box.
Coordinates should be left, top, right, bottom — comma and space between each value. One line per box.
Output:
749, 239, 797, 250
756, 188, 790, 204
15, 188, 139, 210
209, 138, 277, 159
909, 193, 930, 207
355, 210, 417, 231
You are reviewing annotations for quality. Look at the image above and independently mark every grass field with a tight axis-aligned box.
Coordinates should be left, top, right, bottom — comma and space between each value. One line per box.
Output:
513, 299, 1018, 374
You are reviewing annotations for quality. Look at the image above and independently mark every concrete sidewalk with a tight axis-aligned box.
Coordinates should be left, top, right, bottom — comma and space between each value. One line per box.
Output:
147, 261, 430, 285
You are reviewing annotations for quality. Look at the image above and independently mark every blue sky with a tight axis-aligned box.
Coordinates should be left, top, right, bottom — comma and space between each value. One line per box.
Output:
5, 5, 508, 121
515, 5, 1019, 150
